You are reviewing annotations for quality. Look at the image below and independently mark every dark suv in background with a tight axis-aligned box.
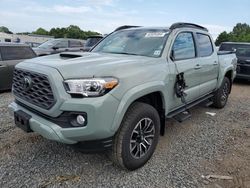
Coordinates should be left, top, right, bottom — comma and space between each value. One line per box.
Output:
219, 42, 250, 80
0, 43, 36, 91
33, 38, 84, 56
83, 35, 103, 51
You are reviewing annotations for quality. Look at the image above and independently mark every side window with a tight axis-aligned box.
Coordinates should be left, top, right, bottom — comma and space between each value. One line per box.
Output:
69, 40, 82, 48
196, 33, 213, 57
55, 40, 68, 48
0, 46, 36, 60
5, 39, 11, 42
172, 32, 195, 60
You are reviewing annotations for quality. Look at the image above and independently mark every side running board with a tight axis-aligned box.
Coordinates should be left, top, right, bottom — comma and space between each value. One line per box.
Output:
173, 110, 191, 123
166, 93, 214, 120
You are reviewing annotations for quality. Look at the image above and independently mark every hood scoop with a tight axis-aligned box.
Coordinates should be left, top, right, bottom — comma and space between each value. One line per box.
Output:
60, 53, 83, 59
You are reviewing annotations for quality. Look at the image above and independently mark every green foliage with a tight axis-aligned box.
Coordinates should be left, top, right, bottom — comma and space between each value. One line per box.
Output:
33, 28, 49, 35
215, 23, 250, 46
0, 26, 13, 34
16, 32, 31, 35
215, 31, 230, 46
32, 25, 100, 40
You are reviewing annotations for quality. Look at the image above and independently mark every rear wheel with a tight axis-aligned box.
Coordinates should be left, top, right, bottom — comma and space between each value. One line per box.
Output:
213, 77, 231, 108
111, 102, 160, 170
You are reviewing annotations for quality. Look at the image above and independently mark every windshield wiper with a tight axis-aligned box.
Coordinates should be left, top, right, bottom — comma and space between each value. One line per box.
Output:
110, 52, 141, 56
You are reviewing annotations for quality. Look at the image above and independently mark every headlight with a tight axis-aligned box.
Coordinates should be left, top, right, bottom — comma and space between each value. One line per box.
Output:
64, 77, 118, 97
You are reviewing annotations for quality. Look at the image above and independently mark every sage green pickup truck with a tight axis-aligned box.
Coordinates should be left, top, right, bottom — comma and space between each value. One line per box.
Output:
8, 23, 237, 170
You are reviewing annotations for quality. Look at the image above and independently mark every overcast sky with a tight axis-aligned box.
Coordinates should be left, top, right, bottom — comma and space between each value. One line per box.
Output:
0, 0, 250, 39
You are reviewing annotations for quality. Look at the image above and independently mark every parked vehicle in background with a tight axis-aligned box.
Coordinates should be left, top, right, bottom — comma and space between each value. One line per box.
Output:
25, 42, 41, 48
219, 42, 250, 80
9, 23, 237, 170
83, 35, 103, 51
0, 43, 36, 91
33, 38, 84, 56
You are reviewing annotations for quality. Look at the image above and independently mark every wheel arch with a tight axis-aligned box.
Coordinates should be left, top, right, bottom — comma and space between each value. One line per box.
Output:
224, 69, 234, 93
111, 82, 166, 135
217, 68, 234, 93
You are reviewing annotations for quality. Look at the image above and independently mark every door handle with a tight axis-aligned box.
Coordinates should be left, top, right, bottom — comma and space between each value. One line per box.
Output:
213, 61, 218, 65
0, 64, 7, 68
194, 64, 202, 70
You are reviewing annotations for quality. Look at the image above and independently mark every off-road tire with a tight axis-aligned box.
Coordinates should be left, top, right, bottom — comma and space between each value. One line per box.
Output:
111, 102, 160, 170
213, 77, 231, 108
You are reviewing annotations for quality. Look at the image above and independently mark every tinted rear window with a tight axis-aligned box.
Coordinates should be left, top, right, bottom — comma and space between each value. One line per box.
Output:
196, 33, 213, 57
219, 43, 250, 57
0, 46, 36, 60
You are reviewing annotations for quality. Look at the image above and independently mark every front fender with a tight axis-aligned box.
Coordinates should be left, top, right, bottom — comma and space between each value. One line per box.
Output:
110, 81, 166, 132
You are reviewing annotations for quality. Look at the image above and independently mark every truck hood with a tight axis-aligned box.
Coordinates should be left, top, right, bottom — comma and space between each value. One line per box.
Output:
21, 52, 164, 79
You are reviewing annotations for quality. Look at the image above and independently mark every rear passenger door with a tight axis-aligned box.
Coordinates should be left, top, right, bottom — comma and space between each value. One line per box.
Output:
168, 32, 202, 110
195, 33, 219, 95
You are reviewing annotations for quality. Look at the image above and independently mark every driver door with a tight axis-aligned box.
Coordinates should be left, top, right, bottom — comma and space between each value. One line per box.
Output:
168, 32, 202, 110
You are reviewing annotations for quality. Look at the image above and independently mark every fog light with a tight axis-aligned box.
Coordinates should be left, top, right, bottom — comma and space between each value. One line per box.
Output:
76, 115, 85, 125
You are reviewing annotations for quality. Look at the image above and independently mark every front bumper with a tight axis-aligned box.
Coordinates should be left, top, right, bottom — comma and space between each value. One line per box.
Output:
8, 93, 120, 145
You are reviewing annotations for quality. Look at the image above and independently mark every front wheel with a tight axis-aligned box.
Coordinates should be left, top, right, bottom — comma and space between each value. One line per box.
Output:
111, 102, 160, 170
213, 77, 231, 108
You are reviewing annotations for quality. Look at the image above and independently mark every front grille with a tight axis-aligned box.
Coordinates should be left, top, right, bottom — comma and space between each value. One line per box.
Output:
13, 69, 56, 110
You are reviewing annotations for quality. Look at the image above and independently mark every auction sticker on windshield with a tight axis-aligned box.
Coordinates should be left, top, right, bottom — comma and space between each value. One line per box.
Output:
154, 50, 161, 56
145, 32, 167, 38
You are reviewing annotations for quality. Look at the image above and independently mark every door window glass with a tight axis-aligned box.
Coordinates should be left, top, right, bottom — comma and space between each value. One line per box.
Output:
197, 33, 213, 57
55, 40, 68, 48
172, 32, 195, 60
69, 40, 82, 47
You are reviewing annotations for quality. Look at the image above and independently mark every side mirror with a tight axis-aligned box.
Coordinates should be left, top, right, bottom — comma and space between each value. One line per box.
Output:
170, 50, 175, 61
52, 46, 59, 50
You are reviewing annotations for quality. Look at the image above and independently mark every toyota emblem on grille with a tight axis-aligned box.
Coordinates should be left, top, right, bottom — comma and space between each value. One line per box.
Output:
22, 76, 32, 91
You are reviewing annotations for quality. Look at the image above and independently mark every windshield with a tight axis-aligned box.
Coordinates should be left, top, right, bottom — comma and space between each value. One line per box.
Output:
38, 40, 57, 49
92, 28, 169, 58
219, 43, 250, 58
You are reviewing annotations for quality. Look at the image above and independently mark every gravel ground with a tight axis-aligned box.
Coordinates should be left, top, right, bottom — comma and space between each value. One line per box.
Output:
0, 80, 249, 188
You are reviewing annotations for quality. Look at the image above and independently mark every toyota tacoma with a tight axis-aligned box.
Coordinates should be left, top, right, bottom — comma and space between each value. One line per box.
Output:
9, 23, 237, 170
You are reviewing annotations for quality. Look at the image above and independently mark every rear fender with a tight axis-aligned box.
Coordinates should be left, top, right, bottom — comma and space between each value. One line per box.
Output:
217, 67, 235, 89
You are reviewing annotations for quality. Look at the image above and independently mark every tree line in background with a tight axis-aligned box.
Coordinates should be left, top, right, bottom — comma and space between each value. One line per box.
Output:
0, 26, 13, 34
215, 23, 250, 46
31, 25, 101, 39
1, 23, 250, 43
0, 25, 100, 40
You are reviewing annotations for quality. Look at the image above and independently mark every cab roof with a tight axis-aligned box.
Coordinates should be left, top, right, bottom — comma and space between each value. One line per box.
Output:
115, 23, 208, 32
